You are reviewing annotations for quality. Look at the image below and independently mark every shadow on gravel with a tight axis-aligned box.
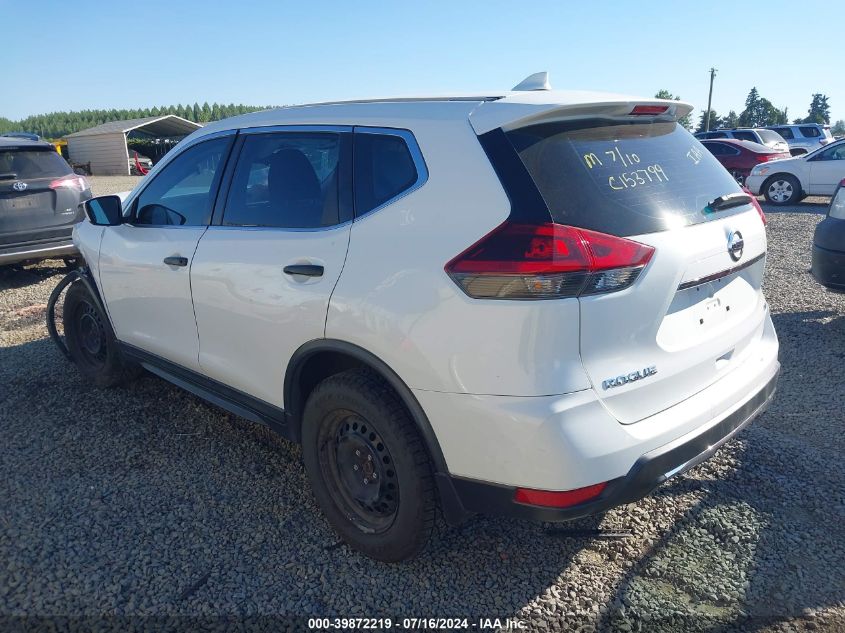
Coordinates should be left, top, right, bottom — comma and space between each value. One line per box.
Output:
0, 336, 595, 621
0, 262, 67, 291
760, 200, 828, 215
594, 309, 845, 631
2, 307, 843, 627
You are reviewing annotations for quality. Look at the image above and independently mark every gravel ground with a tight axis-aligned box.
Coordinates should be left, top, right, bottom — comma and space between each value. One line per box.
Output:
1, 177, 844, 631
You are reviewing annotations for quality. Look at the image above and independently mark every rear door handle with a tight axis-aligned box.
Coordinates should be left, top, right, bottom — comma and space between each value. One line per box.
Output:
163, 256, 188, 267
283, 264, 324, 277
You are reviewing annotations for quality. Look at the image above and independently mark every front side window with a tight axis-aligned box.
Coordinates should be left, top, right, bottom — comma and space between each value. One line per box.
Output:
354, 132, 418, 216
799, 126, 821, 138
134, 137, 231, 226
223, 132, 341, 228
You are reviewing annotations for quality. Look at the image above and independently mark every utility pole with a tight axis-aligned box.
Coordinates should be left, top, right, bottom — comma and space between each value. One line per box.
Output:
705, 67, 717, 131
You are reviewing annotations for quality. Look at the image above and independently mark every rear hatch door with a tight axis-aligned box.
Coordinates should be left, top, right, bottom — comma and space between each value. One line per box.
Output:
505, 117, 768, 423
0, 146, 81, 245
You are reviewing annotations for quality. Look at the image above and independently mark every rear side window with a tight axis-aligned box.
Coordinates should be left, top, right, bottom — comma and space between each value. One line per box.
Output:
758, 129, 785, 144
503, 119, 742, 236
354, 132, 418, 215
0, 148, 71, 179
223, 132, 342, 228
732, 131, 757, 142
772, 127, 794, 140
704, 142, 738, 156
799, 126, 821, 138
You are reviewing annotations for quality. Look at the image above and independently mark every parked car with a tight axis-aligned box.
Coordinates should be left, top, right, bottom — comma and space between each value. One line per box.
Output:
700, 138, 790, 184
765, 123, 834, 156
811, 178, 845, 291
61, 75, 780, 561
0, 137, 91, 266
1, 132, 40, 142
695, 128, 789, 154
745, 138, 845, 205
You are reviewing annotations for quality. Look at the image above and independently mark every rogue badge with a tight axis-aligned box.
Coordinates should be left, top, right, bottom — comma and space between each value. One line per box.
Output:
602, 366, 657, 390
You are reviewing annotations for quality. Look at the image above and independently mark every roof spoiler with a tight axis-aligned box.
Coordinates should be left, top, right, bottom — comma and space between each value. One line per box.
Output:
470, 96, 694, 135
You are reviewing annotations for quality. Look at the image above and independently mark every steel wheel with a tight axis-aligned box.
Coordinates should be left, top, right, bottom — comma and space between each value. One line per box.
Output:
72, 299, 108, 369
318, 410, 399, 534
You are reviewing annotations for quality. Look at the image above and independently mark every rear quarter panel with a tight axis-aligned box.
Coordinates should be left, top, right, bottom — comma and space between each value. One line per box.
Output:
326, 117, 589, 396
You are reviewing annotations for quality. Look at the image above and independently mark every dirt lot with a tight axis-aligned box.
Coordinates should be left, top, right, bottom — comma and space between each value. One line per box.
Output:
1, 177, 844, 631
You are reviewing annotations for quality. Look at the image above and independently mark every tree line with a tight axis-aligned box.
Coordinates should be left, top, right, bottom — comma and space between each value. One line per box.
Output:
692, 89, 838, 133
654, 89, 842, 135
0, 102, 279, 140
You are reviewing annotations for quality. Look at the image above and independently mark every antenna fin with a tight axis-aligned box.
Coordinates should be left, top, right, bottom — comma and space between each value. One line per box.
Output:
512, 72, 551, 91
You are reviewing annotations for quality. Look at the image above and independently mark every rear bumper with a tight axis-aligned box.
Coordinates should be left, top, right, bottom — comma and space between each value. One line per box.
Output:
421, 312, 780, 522
811, 244, 845, 290
0, 239, 78, 265
441, 368, 778, 522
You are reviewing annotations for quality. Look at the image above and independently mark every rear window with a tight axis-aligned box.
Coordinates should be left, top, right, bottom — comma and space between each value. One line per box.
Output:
504, 119, 743, 236
799, 126, 821, 138
0, 148, 71, 179
758, 130, 785, 144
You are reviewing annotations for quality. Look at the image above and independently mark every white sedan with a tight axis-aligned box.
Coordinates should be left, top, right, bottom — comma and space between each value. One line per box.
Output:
745, 138, 845, 205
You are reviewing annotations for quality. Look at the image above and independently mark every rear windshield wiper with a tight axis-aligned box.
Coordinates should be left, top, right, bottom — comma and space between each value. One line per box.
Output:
0, 172, 18, 181
707, 192, 753, 213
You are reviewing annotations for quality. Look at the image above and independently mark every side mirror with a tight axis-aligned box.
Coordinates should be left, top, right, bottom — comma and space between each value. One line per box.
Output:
83, 195, 123, 226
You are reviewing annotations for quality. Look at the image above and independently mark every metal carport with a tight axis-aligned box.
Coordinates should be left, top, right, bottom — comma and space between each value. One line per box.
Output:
66, 115, 202, 176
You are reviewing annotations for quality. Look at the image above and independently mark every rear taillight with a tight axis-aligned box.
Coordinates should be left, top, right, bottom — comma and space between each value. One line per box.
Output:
49, 175, 89, 192
743, 186, 766, 225
445, 221, 655, 300
514, 482, 608, 508
755, 153, 783, 163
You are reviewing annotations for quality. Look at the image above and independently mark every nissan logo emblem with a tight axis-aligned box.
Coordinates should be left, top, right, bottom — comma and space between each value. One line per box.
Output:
12, 181, 27, 192
728, 230, 744, 262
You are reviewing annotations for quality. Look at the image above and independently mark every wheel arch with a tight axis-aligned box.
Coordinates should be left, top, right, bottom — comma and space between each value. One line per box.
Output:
762, 172, 804, 198
284, 339, 449, 475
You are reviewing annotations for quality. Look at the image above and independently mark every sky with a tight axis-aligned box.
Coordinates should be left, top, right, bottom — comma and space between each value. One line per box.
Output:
4, 0, 844, 125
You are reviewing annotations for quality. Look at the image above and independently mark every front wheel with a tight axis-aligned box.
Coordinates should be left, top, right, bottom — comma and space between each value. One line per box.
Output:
301, 368, 436, 562
63, 281, 139, 387
763, 174, 801, 205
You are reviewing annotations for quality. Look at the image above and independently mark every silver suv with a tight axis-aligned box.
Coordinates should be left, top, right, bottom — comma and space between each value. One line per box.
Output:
695, 128, 789, 154
765, 124, 835, 156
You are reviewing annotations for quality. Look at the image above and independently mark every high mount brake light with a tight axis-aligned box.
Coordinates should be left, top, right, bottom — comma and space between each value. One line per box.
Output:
50, 175, 89, 192
445, 221, 654, 300
630, 105, 670, 116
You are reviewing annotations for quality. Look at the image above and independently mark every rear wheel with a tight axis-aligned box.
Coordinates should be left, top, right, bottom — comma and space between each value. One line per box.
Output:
301, 368, 436, 562
63, 281, 138, 387
763, 174, 801, 205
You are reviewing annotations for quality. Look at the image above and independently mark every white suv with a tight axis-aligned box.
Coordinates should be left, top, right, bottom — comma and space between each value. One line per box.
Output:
63, 75, 780, 561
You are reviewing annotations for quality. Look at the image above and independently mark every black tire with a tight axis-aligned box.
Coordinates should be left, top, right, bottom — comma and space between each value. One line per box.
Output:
63, 281, 139, 388
301, 368, 436, 562
762, 174, 801, 205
